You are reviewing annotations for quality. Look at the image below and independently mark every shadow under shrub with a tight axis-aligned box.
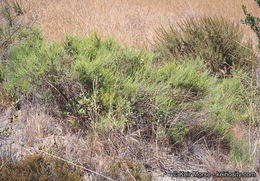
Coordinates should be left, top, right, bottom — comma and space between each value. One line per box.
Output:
0, 154, 82, 181
154, 16, 258, 77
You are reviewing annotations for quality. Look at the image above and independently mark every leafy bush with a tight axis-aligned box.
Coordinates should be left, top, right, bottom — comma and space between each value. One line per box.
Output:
154, 16, 257, 76
129, 58, 210, 142
168, 120, 191, 144
65, 38, 210, 140
0, 0, 38, 107
241, 0, 260, 48
0, 155, 82, 181
2, 24, 259, 166
205, 70, 259, 135
64, 34, 152, 123
0, 0, 23, 76
203, 69, 259, 163
66, 33, 147, 83
0, 0, 24, 52
4, 30, 73, 104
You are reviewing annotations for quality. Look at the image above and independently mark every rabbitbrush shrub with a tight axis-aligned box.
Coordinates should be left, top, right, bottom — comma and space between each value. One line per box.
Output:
154, 16, 258, 76
2, 24, 259, 166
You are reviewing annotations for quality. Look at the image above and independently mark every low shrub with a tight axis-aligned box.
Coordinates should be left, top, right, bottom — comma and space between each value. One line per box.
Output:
154, 16, 257, 76
205, 70, 259, 134
203, 69, 259, 163
3, 30, 76, 111
1, 22, 259, 167
3, 32, 153, 126
0, 0, 36, 87
0, 155, 82, 181
0, 0, 25, 54
130, 58, 210, 142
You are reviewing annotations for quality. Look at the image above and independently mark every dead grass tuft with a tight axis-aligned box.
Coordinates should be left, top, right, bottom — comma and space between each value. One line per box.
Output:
0, 104, 259, 180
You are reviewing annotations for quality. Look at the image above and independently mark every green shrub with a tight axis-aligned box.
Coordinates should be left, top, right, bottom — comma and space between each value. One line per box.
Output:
241, 0, 260, 48
2, 29, 82, 115
3, 32, 151, 125
67, 34, 147, 82
64, 33, 105, 60
0, 155, 82, 181
205, 71, 259, 135
2, 26, 259, 166
203, 69, 259, 163
0, 0, 36, 87
5, 30, 68, 96
127, 58, 210, 141
168, 120, 191, 144
66, 34, 152, 121
145, 58, 208, 108
166, 59, 208, 93
154, 16, 257, 76
0, 0, 32, 55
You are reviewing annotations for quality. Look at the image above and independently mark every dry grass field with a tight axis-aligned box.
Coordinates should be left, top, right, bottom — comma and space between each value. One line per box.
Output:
21, 0, 260, 47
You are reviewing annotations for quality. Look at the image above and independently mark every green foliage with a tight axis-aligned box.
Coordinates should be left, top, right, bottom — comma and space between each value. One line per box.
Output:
5, 30, 67, 96
205, 71, 259, 135
1, 24, 259, 166
203, 70, 259, 163
2, 32, 148, 127
0, 155, 82, 181
241, 1, 260, 49
63, 34, 153, 126
0, 0, 28, 53
230, 139, 252, 164
166, 59, 208, 93
143, 58, 208, 118
257, 0, 260, 6
63, 34, 211, 138
168, 120, 191, 144
64, 33, 105, 61
0, 0, 39, 97
67, 34, 147, 83
155, 16, 257, 76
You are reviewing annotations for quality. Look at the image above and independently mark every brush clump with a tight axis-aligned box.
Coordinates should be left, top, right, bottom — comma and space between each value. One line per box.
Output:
0, 154, 82, 181
154, 16, 258, 77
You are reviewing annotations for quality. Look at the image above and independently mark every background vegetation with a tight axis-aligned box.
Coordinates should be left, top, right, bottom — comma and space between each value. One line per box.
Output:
19, 0, 260, 47
0, 0, 259, 180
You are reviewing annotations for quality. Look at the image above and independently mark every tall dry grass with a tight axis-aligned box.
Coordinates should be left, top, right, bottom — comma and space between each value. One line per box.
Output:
20, 0, 260, 48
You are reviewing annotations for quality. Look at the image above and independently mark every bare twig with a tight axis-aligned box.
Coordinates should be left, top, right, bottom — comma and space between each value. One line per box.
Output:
45, 79, 69, 102
123, 162, 137, 181
93, 77, 99, 122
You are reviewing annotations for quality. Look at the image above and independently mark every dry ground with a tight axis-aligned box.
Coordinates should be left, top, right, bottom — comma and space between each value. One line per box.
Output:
21, 0, 260, 48
2, 105, 258, 181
